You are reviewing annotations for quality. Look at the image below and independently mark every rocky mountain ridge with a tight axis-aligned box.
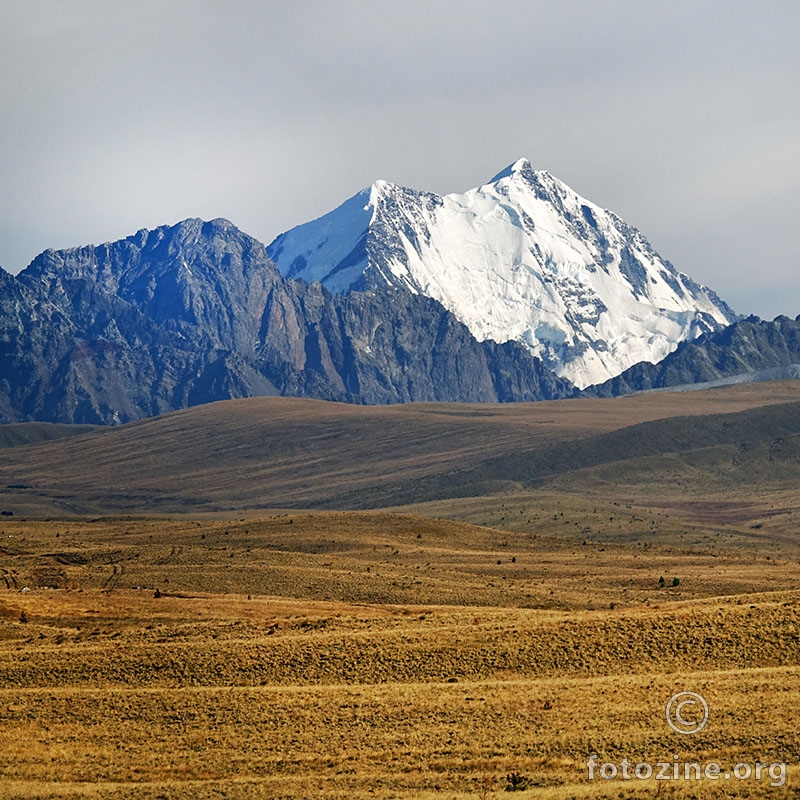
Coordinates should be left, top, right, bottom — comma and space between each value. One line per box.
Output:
0, 218, 574, 424
587, 315, 800, 396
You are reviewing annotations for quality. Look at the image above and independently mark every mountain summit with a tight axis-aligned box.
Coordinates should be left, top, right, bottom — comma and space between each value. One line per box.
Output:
268, 159, 736, 388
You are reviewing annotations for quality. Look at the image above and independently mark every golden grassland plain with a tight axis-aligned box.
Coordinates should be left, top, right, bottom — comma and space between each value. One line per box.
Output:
2, 511, 800, 799
2, 383, 800, 798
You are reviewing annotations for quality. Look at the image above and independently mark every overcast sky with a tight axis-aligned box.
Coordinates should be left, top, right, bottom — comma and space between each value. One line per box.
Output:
2, 0, 798, 317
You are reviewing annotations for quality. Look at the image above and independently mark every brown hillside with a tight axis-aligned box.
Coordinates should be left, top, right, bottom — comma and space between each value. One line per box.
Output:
1, 381, 799, 515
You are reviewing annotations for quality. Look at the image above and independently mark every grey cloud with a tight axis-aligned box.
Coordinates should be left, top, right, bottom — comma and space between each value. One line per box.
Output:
1, 0, 798, 318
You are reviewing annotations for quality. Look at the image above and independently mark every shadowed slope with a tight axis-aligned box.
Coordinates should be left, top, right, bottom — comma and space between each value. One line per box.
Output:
1, 381, 799, 515
0, 422, 99, 449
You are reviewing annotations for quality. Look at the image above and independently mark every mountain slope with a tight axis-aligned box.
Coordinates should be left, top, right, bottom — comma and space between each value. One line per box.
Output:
0, 219, 573, 424
257, 281, 575, 405
588, 315, 800, 396
1, 382, 799, 515
0, 422, 99, 449
0, 218, 284, 424
268, 159, 736, 388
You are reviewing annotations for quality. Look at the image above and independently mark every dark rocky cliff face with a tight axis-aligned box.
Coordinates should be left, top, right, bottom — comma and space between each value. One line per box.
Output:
587, 315, 800, 396
0, 219, 575, 424
257, 283, 574, 404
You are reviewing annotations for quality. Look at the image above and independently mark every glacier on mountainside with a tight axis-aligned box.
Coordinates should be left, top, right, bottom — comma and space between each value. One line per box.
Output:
268, 159, 737, 388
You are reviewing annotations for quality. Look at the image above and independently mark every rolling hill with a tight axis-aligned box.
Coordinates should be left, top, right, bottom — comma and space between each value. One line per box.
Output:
1, 381, 799, 518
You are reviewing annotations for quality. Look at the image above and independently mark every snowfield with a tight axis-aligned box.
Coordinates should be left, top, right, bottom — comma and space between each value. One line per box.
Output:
268, 159, 736, 388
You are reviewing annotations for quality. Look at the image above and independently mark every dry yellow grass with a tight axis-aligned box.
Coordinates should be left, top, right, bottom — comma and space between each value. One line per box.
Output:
2, 513, 800, 798
1, 512, 799, 608
2, 667, 799, 798
3, 384, 800, 797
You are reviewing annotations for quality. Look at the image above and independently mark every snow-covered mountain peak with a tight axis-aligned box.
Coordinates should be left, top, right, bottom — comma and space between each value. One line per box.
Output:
487, 157, 535, 183
267, 163, 737, 388
487, 158, 569, 197
371, 178, 398, 197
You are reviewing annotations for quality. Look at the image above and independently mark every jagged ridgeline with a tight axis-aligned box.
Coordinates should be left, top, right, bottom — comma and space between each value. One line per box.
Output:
268, 159, 736, 388
2, 160, 763, 426
0, 218, 574, 425
586, 314, 800, 396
